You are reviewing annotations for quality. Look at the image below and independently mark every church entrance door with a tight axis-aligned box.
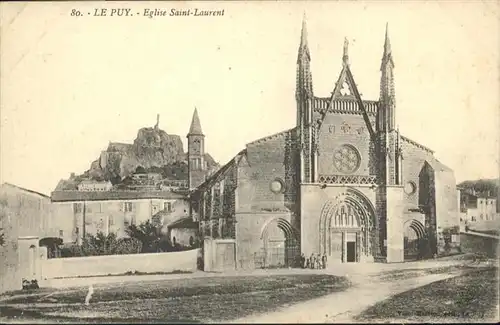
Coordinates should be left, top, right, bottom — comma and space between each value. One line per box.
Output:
346, 241, 356, 262
256, 218, 299, 269
319, 190, 376, 264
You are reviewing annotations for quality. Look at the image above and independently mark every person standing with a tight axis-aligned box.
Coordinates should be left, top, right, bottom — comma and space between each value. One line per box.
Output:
322, 254, 327, 269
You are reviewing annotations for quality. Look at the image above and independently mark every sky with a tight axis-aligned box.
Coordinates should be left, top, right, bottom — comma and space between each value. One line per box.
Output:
1, 1, 499, 196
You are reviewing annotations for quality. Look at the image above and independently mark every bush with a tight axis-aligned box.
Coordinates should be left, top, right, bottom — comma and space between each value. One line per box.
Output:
115, 238, 142, 255
125, 220, 162, 253
60, 244, 84, 258
81, 232, 119, 256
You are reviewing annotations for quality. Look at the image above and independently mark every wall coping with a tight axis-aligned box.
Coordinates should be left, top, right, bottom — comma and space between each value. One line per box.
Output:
18, 236, 40, 240
301, 183, 378, 188
49, 248, 200, 262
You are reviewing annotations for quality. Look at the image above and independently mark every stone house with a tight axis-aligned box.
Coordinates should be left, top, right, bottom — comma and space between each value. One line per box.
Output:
0, 183, 55, 293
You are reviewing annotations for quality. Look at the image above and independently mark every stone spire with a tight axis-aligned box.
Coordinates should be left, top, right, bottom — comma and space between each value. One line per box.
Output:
296, 12, 313, 100
298, 12, 310, 62
381, 23, 394, 70
378, 23, 396, 132
188, 107, 204, 136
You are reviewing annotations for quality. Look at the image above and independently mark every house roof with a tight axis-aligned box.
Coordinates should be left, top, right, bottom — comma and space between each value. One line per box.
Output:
167, 216, 198, 229
79, 180, 111, 185
1, 183, 50, 198
51, 190, 186, 202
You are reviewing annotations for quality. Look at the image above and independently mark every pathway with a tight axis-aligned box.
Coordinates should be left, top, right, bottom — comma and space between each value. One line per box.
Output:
231, 260, 468, 323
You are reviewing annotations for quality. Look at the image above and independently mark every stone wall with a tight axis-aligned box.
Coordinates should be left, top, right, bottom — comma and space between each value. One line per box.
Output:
401, 139, 434, 208
460, 233, 499, 258
386, 186, 405, 263
203, 238, 236, 272
41, 249, 199, 279
244, 130, 297, 213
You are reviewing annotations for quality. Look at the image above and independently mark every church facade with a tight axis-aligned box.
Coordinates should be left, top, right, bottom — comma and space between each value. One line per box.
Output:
188, 19, 461, 271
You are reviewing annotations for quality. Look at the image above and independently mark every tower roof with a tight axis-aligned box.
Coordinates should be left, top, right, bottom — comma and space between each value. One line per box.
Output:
381, 23, 394, 69
188, 107, 204, 136
297, 12, 310, 62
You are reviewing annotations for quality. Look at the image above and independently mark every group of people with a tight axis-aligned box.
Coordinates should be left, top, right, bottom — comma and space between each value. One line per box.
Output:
300, 253, 327, 269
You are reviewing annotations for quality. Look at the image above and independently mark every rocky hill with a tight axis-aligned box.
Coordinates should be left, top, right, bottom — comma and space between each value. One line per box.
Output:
75, 125, 218, 185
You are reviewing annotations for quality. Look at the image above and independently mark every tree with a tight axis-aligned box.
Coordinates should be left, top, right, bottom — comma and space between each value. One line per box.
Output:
82, 231, 119, 256
125, 220, 164, 253
0, 228, 4, 247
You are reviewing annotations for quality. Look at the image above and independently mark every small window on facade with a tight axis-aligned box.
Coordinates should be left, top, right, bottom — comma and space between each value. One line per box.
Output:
59, 230, 63, 237
73, 203, 82, 213
75, 227, 79, 234
124, 202, 133, 212
109, 216, 114, 225
164, 202, 172, 212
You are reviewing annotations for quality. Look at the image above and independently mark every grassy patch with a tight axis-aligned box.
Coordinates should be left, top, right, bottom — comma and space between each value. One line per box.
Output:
356, 267, 499, 322
375, 264, 468, 282
1, 274, 350, 323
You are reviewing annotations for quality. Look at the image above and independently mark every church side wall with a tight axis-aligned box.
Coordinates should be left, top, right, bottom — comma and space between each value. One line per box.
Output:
242, 130, 298, 225
401, 140, 434, 209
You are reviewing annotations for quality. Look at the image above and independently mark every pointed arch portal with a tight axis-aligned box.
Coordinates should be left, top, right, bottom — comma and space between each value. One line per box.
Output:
319, 189, 377, 263
404, 219, 428, 260
256, 218, 300, 268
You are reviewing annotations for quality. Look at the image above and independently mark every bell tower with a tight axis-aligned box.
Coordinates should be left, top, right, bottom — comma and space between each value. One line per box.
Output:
377, 23, 402, 186
187, 107, 206, 189
376, 24, 405, 263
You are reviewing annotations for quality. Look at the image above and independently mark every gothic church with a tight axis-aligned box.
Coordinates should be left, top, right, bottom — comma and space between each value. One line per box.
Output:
188, 18, 460, 271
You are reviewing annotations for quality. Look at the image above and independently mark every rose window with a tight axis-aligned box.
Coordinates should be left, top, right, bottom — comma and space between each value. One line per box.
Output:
333, 145, 361, 173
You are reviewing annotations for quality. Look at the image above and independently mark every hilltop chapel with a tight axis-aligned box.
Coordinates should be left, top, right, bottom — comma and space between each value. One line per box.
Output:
187, 18, 461, 271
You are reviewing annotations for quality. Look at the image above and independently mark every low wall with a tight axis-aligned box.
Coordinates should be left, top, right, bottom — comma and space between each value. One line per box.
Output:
41, 248, 200, 279
460, 233, 500, 258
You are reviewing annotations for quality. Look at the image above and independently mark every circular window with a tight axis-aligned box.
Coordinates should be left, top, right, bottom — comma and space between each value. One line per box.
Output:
404, 181, 417, 195
270, 179, 284, 194
333, 145, 361, 174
